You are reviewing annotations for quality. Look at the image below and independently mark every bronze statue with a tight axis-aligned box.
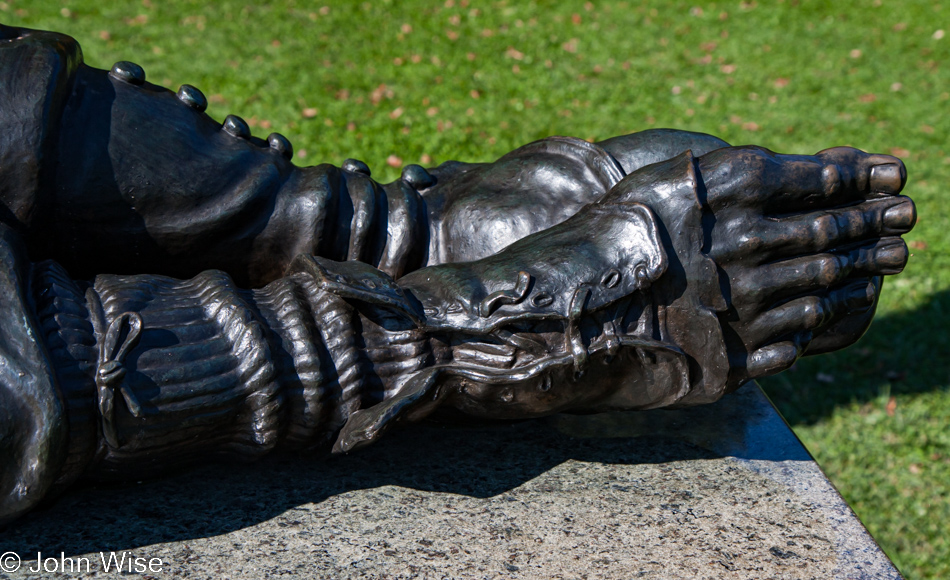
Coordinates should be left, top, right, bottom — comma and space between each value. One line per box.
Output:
0, 24, 916, 525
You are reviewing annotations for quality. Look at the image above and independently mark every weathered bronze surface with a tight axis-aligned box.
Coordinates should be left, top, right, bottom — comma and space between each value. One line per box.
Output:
0, 24, 916, 525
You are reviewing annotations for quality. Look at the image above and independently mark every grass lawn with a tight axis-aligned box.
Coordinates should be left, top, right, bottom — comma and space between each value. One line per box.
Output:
5, 0, 948, 577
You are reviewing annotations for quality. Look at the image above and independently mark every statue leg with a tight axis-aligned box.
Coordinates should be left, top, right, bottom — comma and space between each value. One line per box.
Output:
0, 25, 916, 526
0, 141, 915, 525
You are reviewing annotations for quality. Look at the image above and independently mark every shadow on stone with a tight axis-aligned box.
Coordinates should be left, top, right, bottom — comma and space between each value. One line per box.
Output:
0, 383, 810, 556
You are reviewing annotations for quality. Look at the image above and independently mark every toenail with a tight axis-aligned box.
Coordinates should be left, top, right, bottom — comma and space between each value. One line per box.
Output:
883, 200, 916, 229
844, 282, 875, 311
870, 163, 906, 194
873, 241, 908, 273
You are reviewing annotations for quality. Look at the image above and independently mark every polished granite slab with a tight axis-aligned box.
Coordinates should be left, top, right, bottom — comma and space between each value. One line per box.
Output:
0, 382, 901, 579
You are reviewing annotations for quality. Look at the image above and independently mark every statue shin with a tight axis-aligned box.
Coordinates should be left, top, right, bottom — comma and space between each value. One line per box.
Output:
0, 24, 916, 525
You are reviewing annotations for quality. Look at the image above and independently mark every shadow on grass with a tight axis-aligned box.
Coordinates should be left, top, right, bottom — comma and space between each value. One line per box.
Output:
761, 288, 950, 426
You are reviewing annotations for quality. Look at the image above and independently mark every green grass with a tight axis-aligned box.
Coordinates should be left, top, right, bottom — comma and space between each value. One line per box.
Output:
4, 0, 949, 577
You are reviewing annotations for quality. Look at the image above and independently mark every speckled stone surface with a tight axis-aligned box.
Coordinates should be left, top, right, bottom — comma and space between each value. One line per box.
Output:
1, 383, 901, 579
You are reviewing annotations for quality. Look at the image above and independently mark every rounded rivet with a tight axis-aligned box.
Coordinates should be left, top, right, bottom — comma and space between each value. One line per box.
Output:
601, 269, 621, 289
267, 132, 293, 160
177, 84, 208, 112
342, 158, 371, 176
223, 115, 250, 139
532, 292, 554, 307
401, 164, 437, 189
109, 61, 146, 85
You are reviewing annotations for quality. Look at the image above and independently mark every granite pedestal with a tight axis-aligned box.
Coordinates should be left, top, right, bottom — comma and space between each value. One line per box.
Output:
0, 382, 900, 579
